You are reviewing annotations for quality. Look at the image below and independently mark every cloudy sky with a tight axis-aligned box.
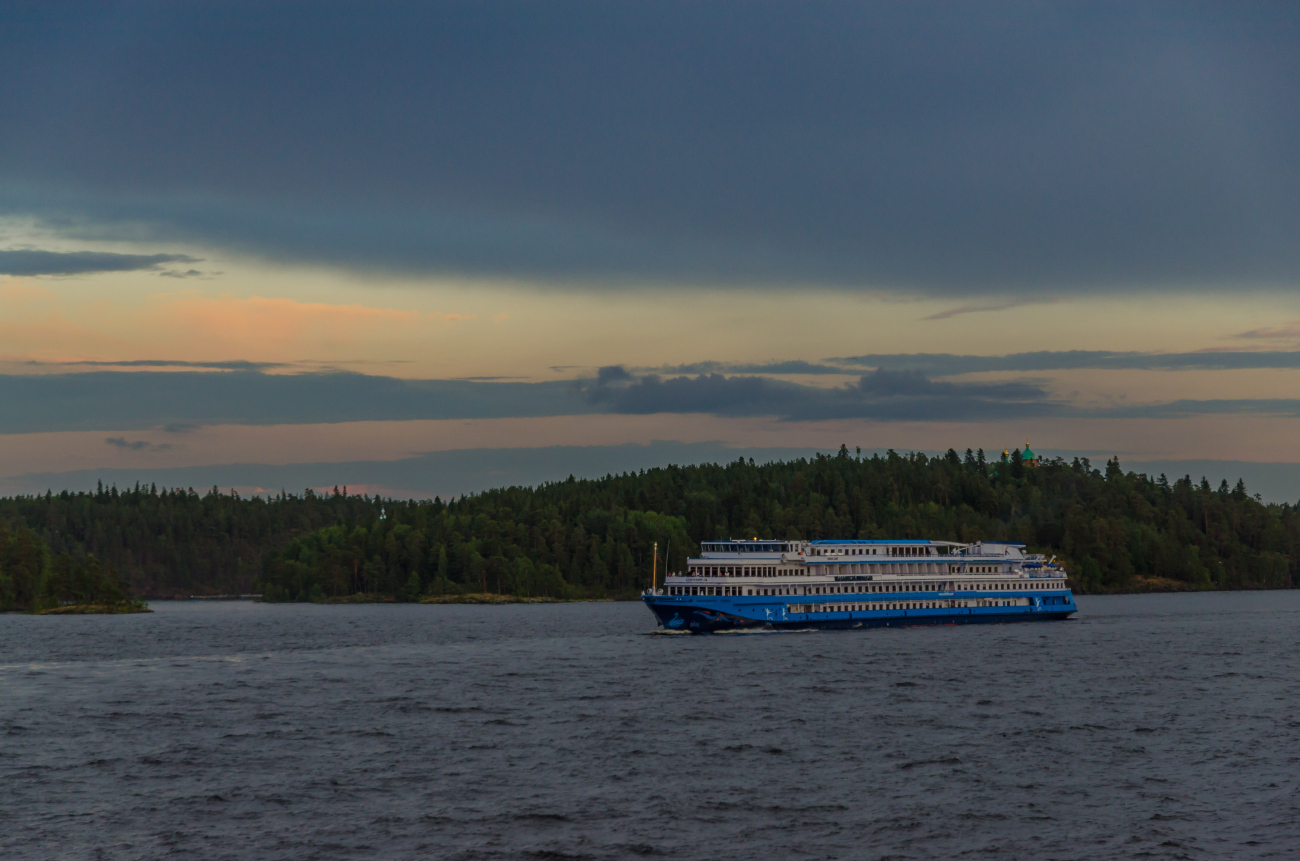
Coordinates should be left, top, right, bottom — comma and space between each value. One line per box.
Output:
4, 2, 1300, 499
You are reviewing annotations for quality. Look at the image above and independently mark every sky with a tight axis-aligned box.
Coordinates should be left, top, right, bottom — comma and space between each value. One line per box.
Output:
3, 1, 1300, 501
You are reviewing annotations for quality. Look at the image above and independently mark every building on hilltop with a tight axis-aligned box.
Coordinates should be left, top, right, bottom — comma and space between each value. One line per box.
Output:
1001, 441, 1041, 469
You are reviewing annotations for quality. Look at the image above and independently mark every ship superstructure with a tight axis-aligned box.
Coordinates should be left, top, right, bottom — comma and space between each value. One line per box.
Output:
642, 538, 1075, 632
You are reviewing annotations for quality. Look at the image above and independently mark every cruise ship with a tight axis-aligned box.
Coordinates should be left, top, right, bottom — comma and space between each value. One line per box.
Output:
642, 538, 1076, 633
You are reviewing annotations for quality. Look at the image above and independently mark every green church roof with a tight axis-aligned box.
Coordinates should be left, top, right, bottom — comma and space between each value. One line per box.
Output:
1022, 441, 1036, 460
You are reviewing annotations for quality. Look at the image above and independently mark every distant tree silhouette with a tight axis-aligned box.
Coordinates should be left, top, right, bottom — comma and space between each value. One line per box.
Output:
2, 450, 1297, 602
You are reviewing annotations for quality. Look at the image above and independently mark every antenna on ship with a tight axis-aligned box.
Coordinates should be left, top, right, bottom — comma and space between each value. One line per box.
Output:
651, 541, 658, 595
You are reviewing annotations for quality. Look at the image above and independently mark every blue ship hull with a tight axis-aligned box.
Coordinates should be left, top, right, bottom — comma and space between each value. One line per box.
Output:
644, 594, 1075, 633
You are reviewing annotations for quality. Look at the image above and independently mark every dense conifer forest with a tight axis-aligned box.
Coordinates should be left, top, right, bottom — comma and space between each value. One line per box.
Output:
0, 519, 137, 612
2, 447, 1298, 606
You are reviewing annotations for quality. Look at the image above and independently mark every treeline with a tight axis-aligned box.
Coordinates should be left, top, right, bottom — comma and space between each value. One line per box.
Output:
0, 520, 135, 611
3, 448, 1298, 602
0, 484, 380, 599
262, 447, 1298, 599
263, 505, 691, 602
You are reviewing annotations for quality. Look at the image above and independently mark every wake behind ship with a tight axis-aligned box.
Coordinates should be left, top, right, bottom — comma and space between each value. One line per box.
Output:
643, 538, 1076, 633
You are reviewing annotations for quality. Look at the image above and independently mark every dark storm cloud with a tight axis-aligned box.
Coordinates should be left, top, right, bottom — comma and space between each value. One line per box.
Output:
0, 249, 199, 276
647, 351, 1300, 377
853, 369, 1045, 402
104, 436, 172, 452
640, 360, 851, 377
3, 368, 1300, 433
585, 367, 1300, 420
583, 373, 809, 416
0, 372, 600, 434
580, 367, 1054, 421
595, 365, 633, 386
1, 2, 1297, 292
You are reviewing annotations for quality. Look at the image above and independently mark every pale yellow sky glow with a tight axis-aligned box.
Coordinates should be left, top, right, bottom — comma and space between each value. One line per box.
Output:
3, 238, 1300, 380
4, 226, 1300, 490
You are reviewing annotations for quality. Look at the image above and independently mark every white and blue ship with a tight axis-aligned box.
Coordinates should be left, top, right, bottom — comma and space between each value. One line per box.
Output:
643, 538, 1076, 633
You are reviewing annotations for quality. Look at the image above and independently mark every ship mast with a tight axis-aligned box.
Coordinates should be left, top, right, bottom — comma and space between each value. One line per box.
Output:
651, 541, 658, 594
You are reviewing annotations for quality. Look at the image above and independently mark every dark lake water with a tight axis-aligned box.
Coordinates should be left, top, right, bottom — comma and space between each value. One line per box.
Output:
3, 593, 1299, 860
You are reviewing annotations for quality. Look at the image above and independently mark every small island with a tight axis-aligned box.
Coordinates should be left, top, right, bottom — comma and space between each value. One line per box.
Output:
0, 522, 150, 614
33, 601, 151, 615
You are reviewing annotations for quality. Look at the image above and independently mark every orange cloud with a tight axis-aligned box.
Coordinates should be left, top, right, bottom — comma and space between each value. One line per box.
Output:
152, 294, 424, 344
0, 288, 488, 372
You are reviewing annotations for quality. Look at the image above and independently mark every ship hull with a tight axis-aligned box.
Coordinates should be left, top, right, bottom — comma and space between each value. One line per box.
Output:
644, 595, 1075, 634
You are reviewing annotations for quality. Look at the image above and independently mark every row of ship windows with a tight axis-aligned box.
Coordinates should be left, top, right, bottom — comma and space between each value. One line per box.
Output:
701, 543, 790, 553
789, 599, 1030, 613
667, 582, 1059, 597
687, 564, 1007, 577
810, 546, 934, 557
688, 566, 800, 577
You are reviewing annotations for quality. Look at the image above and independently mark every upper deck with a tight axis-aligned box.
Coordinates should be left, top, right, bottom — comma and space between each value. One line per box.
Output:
673, 538, 1062, 584
696, 538, 1025, 558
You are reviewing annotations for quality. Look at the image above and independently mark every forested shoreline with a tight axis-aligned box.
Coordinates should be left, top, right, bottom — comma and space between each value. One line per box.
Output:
2, 448, 1297, 606
0, 519, 144, 613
